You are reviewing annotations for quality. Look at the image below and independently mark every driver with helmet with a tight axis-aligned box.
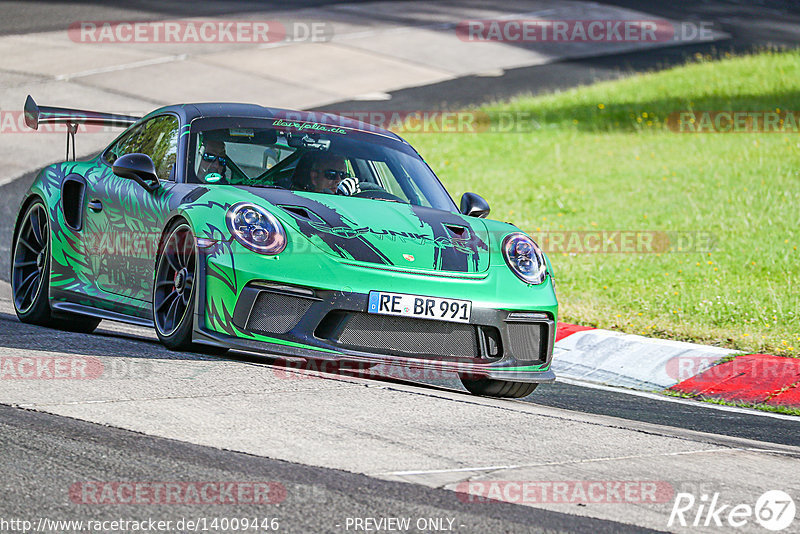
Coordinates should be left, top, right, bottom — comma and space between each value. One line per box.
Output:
291, 152, 360, 195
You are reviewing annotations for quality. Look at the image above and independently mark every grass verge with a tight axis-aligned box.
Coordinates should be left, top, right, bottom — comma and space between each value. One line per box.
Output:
407, 50, 800, 357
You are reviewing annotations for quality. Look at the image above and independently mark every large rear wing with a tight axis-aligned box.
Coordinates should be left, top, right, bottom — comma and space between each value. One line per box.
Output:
24, 95, 142, 160
24, 95, 140, 130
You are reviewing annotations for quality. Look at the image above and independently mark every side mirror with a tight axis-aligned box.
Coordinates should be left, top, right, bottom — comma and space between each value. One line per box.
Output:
460, 192, 490, 218
112, 153, 160, 192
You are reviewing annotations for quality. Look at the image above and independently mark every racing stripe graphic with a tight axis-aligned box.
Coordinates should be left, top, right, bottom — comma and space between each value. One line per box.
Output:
206, 236, 239, 296
25, 162, 157, 315
43, 164, 94, 294
407, 205, 488, 273
86, 164, 173, 302
178, 198, 241, 325
251, 190, 393, 265
244, 188, 488, 272
205, 273, 239, 337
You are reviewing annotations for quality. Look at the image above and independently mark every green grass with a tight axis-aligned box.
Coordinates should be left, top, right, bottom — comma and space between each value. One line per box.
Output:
406, 50, 800, 357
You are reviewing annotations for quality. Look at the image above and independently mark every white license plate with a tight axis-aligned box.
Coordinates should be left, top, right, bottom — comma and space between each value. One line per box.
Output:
367, 291, 472, 323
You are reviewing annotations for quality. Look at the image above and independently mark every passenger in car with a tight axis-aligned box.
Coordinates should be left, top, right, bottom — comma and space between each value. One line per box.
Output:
291, 152, 360, 195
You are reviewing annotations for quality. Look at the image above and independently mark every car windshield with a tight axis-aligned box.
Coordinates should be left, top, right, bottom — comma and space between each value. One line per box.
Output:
188, 117, 457, 212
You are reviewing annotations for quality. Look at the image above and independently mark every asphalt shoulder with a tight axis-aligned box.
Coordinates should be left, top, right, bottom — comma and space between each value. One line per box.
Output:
0, 404, 657, 534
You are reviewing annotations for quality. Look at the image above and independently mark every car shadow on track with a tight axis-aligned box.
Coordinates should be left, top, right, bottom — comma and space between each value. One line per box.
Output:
0, 307, 475, 396
0, 308, 217, 361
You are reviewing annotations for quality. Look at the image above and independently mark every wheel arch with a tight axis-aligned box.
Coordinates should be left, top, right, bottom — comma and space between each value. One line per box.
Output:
12, 193, 45, 243
151, 212, 195, 304
10, 195, 53, 322
13, 163, 77, 256
152, 213, 194, 285
11, 194, 50, 283
158, 213, 193, 246
152, 214, 205, 350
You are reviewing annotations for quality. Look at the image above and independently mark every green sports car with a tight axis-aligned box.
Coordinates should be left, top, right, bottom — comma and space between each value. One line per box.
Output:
11, 95, 557, 398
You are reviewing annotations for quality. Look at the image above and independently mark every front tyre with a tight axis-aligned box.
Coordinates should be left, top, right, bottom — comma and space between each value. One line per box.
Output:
153, 222, 200, 351
12, 200, 99, 333
153, 222, 229, 355
459, 375, 538, 398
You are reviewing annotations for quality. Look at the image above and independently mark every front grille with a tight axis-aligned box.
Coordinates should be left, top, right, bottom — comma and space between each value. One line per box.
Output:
336, 313, 479, 359
246, 291, 313, 334
506, 322, 546, 362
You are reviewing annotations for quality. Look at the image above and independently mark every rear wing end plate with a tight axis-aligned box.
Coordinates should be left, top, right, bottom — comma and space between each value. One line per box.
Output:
24, 95, 141, 130
24, 95, 142, 160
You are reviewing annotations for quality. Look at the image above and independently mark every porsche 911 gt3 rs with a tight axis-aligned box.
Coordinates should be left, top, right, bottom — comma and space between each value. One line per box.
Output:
11, 95, 557, 398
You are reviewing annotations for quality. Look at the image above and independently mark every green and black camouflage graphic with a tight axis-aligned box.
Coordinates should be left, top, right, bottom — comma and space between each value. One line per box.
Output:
15, 101, 557, 381
241, 188, 490, 273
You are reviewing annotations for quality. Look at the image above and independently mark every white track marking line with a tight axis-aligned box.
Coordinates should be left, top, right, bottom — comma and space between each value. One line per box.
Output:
376, 448, 739, 477
54, 54, 188, 81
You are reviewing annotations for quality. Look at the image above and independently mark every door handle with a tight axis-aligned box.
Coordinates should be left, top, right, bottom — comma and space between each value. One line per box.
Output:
88, 199, 103, 212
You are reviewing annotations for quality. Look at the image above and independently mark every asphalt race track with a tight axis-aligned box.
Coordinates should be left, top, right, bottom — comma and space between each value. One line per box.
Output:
1, 1, 800, 532
2, 405, 651, 534
2, 302, 799, 533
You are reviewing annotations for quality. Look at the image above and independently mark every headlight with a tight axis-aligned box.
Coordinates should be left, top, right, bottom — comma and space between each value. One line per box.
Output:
226, 202, 287, 254
502, 233, 547, 284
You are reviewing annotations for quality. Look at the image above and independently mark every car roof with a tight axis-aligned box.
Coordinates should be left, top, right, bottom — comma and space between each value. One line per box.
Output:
147, 102, 406, 143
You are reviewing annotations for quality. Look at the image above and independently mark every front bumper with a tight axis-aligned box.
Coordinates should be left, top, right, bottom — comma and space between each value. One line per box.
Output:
192, 242, 557, 383
194, 283, 555, 384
